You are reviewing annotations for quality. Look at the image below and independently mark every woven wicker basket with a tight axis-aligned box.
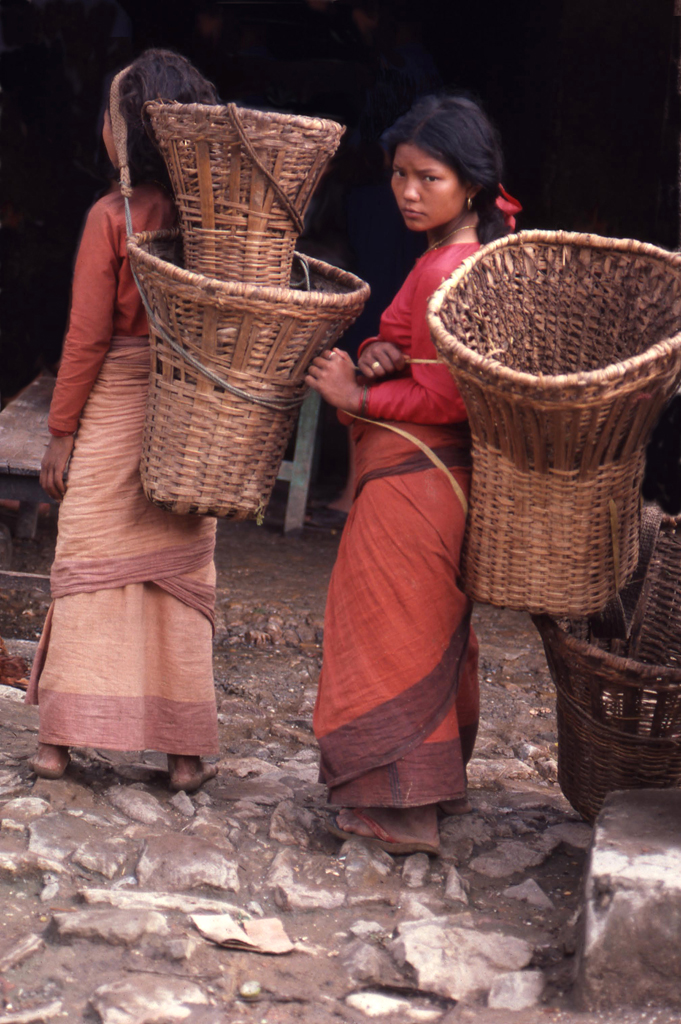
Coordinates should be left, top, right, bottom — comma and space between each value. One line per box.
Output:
128, 229, 369, 518
144, 101, 344, 287
428, 230, 681, 617
534, 511, 681, 822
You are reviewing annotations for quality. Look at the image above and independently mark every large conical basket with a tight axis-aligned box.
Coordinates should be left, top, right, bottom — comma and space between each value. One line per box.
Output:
128, 230, 369, 518
428, 230, 681, 617
144, 101, 344, 286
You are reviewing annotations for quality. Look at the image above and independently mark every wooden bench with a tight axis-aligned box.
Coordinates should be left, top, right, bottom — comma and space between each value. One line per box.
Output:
0, 374, 318, 546
0, 374, 55, 542
277, 390, 321, 535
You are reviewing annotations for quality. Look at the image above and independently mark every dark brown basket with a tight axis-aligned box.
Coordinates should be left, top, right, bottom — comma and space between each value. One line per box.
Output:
628, 514, 681, 667
534, 512, 681, 821
128, 229, 369, 519
144, 101, 344, 287
428, 230, 681, 617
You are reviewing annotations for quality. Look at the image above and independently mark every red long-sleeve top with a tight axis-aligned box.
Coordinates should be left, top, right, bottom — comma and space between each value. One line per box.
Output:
48, 184, 176, 435
358, 241, 480, 424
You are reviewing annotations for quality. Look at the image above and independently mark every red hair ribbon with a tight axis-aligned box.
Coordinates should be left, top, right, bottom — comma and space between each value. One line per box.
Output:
496, 185, 522, 231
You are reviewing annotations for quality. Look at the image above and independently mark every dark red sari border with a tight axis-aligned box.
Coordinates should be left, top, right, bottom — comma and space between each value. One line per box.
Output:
318, 612, 472, 790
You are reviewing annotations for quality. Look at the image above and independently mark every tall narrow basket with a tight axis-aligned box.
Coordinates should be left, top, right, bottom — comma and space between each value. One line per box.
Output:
428, 230, 681, 617
128, 230, 369, 518
144, 102, 344, 286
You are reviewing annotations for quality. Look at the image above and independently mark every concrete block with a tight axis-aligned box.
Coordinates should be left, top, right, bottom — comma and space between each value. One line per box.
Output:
577, 789, 681, 1010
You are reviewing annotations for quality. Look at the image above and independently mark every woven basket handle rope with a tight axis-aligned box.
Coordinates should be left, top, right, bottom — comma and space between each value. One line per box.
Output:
334, 354, 467, 514
226, 103, 305, 236
348, 413, 468, 516
110, 72, 306, 412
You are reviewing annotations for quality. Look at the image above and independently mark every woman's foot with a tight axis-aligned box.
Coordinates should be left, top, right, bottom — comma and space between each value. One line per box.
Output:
329, 805, 440, 855
167, 755, 217, 793
29, 743, 70, 779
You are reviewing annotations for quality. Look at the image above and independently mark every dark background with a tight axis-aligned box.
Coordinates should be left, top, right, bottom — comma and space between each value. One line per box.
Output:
1, 0, 678, 403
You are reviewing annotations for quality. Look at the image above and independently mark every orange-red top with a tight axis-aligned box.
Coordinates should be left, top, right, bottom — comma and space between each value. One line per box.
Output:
356, 191, 522, 425
357, 241, 480, 424
48, 184, 176, 435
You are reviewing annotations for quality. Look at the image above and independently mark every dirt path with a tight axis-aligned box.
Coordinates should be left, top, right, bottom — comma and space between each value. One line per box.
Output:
0, 509, 674, 1024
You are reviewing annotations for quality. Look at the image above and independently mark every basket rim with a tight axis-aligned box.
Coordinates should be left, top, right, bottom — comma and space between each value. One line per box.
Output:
127, 229, 370, 310
533, 612, 681, 685
427, 229, 681, 394
144, 100, 345, 137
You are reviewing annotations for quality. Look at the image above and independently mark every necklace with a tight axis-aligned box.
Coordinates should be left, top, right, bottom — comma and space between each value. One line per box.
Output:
424, 220, 477, 255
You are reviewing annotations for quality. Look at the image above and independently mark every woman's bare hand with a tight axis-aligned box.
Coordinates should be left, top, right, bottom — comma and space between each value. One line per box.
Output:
357, 341, 406, 380
40, 435, 75, 501
305, 349, 363, 414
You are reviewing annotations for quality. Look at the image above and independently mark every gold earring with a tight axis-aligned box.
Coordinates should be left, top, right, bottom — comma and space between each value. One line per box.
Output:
466, 196, 473, 212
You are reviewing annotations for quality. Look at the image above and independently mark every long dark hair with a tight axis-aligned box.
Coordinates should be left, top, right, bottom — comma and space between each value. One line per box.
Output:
113, 49, 218, 189
383, 94, 508, 245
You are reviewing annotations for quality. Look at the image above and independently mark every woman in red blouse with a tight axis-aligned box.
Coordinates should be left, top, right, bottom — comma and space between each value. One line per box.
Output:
307, 95, 520, 854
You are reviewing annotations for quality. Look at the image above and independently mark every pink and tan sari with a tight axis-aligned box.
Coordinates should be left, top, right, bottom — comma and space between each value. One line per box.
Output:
26, 339, 219, 755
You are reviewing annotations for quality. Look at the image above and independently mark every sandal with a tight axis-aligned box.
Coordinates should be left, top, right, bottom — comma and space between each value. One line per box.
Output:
326, 808, 440, 856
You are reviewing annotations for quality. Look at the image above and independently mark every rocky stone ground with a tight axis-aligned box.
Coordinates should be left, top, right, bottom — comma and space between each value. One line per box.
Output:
0, 506, 677, 1024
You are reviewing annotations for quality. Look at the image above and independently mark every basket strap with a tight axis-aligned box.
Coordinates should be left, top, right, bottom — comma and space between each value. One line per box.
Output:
109, 66, 134, 203
122, 192, 309, 410
626, 504, 665, 658
609, 499, 621, 594
128, 264, 306, 412
124, 210, 306, 411
226, 103, 305, 235
347, 413, 468, 518
589, 502, 664, 644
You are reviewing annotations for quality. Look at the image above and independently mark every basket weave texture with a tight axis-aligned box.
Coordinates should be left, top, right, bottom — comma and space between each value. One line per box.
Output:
128, 230, 369, 518
534, 512, 681, 822
145, 102, 344, 287
428, 230, 681, 617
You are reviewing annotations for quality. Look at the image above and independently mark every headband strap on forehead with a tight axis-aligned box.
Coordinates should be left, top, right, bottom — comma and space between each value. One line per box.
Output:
109, 65, 133, 198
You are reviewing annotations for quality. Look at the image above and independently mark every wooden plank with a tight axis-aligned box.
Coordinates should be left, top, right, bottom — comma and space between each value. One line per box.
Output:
281, 390, 321, 535
0, 570, 51, 594
0, 375, 55, 475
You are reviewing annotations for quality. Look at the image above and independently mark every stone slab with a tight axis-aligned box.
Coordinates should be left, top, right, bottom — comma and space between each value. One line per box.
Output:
391, 917, 533, 1001
487, 969, 545, 1009
136, 834, 240, 893
577, 789, 681, 1010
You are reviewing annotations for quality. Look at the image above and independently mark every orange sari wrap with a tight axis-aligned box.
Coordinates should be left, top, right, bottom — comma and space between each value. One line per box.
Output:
26, 340, 218, 756
313, 418, 479, 807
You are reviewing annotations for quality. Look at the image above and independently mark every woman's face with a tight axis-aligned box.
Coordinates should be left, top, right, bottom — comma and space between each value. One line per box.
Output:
391, 142, 475, 238
102, 108, 119, 169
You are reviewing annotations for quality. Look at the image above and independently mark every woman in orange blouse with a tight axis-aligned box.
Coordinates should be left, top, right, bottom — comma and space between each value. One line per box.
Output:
28, 50, 221, 793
